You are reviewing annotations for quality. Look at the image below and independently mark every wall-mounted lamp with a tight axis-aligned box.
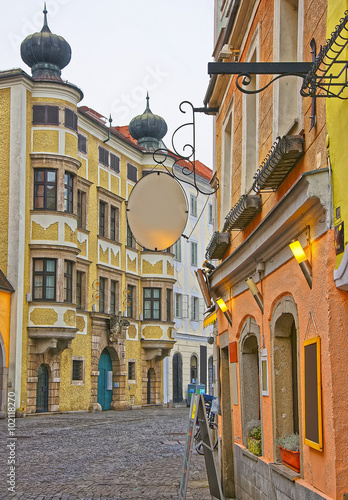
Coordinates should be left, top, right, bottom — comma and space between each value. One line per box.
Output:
202, 259, 215, 272
216, 297, 232, 326
289, 240, 312, 288
245, 277, 264, 314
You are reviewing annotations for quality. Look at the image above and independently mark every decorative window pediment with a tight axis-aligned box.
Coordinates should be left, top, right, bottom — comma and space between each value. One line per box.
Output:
252, 135, 305, 193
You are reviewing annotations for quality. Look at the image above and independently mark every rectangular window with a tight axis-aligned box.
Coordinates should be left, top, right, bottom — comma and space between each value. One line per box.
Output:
33, 105, 59, 125
144, 288, 161, 320
98, 146, 109, 166
34, 169, 57, 210
64, 108, 78, 131
127, 222, 134, 248
76, 270, 84, 310
166, 289, 172, 322
78, 134, 87, 154
191, 241, 198, 267
191, 296, 199, 321
110, 280, 117, 315
175, 293, 182, 318
110, 206, 119, 241
99, 201, 106, 237
77, 190, 86, 229
173, 238, 181, 261
208, 204, 213, 224
128, 361, 136, 380
127, 163, 137, 182
64, 260, 73, 303
126, 285, 135, 318
72, 360, 83, 381
33, 258, 56, 301
99, 277, 106, 313
190, 195, 197, 217
64, 172, 74, 213
110, 153, 120, 173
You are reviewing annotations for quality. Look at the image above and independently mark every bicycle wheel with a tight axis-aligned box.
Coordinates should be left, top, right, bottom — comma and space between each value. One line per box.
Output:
194, 427, 204, 455
210, 422, 219, 450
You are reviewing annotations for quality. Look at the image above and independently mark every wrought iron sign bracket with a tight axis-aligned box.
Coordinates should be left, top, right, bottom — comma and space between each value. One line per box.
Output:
207, 10, 348, 100
208, 61, 313, 94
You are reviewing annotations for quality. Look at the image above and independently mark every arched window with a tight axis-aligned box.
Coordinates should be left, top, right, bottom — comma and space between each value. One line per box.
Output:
190, 355, 198, 384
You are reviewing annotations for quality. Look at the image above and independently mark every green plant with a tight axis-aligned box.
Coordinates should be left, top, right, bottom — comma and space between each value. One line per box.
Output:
249, 425, 261, 440
278, 433, 299, 452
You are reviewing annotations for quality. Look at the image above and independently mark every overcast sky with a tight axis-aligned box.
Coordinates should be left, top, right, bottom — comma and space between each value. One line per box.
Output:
1, 0, 215, 167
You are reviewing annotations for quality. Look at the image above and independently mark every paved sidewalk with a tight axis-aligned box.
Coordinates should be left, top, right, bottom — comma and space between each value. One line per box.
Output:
0, 407, 217, 500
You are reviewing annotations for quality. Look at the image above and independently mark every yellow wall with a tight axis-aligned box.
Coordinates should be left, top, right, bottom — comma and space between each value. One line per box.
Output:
0, 88, 11, 273
326, 0, 348, 267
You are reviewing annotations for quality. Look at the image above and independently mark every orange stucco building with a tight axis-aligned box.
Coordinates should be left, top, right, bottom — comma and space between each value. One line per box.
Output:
0, 269, 14, 417
202, 1, 348, 499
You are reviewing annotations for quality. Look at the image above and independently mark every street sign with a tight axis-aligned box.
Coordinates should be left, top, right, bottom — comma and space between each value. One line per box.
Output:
179, 394, 224, 499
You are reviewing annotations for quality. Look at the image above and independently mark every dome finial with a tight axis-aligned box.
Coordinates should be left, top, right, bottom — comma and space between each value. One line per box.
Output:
42, 3, 50, 32
146, 92, 150, 110
129, 95, 167, 151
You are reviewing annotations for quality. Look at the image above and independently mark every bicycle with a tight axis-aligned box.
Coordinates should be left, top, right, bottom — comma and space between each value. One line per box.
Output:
193, 395, 219, 455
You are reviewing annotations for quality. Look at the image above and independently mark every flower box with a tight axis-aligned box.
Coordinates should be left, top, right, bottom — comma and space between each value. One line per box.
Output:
278, 445, 300, 472
248, 437, 262, 456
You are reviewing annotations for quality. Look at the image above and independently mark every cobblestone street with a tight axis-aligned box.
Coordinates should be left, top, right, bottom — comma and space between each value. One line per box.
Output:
0, 407, 216, 500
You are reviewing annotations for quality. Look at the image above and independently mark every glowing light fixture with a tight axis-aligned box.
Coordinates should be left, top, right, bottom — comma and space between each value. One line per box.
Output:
245, 277, 264, 313
216, 297, 232, 326
289, 240, 312, 288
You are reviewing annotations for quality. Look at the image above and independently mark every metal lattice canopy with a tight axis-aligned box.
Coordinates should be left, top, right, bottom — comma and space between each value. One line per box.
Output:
252, 136, 305, 193
223, 195, 262, 232
205, 231, 230, 260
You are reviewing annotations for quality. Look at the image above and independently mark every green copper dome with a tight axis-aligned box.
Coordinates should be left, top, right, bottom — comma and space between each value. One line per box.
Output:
129, 94, 167, 151
20, 4, 71, 81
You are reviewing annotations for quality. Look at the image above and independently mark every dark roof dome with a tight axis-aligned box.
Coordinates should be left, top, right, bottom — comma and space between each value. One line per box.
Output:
20, 4, 71, 81
129, 94, 167, 151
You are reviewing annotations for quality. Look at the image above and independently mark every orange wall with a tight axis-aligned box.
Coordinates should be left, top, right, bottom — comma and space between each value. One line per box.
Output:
218, 229, 348, 498
0, 289, 11, 366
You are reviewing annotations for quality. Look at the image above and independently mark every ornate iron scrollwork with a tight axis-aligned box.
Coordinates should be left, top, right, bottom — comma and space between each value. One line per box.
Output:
152, 101, 219, 196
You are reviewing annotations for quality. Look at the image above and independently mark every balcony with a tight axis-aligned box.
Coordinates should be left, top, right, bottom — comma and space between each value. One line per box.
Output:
223, 195, 262, 232
252, 136, 305, 193
205, 231, 230, 260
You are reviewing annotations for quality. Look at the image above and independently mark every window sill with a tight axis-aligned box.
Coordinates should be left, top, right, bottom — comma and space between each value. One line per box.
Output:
270, 462, 300, 481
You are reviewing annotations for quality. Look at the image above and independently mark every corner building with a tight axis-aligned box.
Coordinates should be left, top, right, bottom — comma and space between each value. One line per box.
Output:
0, 10, 185, 414
204, 1, 348, 499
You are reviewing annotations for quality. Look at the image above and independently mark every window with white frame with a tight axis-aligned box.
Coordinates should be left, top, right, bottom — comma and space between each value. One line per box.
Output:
173, 238, 181, 261
191, 296, 199, 321
190, 195, 197, 217
191, 241, 198, 267
175, 293, 183, 318
71, 357, 85, 385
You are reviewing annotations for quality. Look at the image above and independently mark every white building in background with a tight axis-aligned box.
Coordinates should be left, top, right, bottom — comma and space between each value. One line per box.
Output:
164, 162, 216, 405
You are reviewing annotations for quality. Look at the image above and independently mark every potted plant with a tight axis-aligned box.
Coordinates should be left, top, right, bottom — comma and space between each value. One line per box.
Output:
247, 420, 262, 456
278, 433, 300, 472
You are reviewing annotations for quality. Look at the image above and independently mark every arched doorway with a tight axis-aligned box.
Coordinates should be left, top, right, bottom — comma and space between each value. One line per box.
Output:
173, 353, 183, 403
97, 348, 113, 410
241, 334, 260, 445
147, 368, 156, 404
36, 364, 49, 413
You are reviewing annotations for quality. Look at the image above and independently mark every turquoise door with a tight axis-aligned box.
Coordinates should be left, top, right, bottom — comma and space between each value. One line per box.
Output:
97, 349, 113, 410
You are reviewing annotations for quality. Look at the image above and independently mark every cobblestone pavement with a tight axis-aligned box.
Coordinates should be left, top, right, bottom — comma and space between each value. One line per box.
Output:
0, 407, 218, 500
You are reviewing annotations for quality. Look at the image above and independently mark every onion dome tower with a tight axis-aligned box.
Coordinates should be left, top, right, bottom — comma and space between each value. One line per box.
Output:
129, 93, 168, 151
20, 4, 71, 81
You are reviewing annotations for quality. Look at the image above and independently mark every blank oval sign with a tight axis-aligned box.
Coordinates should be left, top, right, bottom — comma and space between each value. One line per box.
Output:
127, 172, 188, 251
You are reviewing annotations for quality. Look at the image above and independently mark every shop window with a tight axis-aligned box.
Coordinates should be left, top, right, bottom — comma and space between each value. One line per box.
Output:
33, 258, 56, 301
34, 169, 57, 210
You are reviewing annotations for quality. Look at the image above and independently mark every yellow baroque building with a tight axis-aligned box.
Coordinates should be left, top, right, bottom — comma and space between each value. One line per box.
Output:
0, 10, 184, 414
